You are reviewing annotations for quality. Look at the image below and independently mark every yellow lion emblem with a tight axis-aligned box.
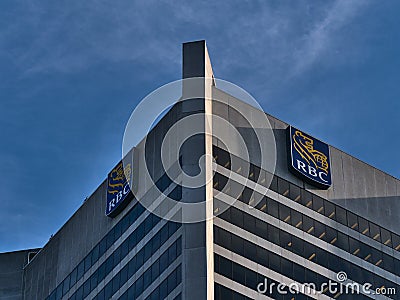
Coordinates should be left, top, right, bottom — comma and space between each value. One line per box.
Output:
293, 130, 329, 174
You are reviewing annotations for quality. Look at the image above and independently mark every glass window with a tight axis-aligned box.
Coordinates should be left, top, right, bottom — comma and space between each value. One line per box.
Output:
303, 215, 314, 235
128, 230, 137, 251
167, 268, 177, 293
300, 190, 313, 208
232, 261, 246, 285
98, 263, 106, 282
255, 218, 268, 240
90, 275, 98, 294
105, 255, 114, 274
77, 261, 84, 281
291, 236, 304, 256
268, 224, 280, 245
267, 198, 279, 219
232, 234, 244, 256
314, 220, 326, 240
70, 267, 77, 288
269, 252, 280, 273
245, 268, 257, 291
370, 247, 383, 267
243, 213, 255, 234
106, 228, 115, 248
336, 231, 349, 252
304, 243, 316, 262
380, 228, 392, 247
160, 251, 169, 271
312, 196, 324, 214
323, 200, 335, 219
62, 276, 70, 296
168, 242, 177, 264
92, 244, 100, 264
349, 237, 361, 257
392, 234, 400, 251
249, 164, 260, 182
335, 206, 347, 225
143, 268, 152, 290
219, 255, 232, 279
279, 203, 291, 224
382, 253, 394, 274
280, 230, 292, 250
291, 209, 303, 230
325, 226, 337, 245
277, 177, 289, 197
120, 265, 128, 285
369, 223, 381, 242
231, 207, 243, 228
256, 246, 269, 267
255, 196, 267, 212
83, 279, 91, 298
230, 180, 242, 200
289, 183, 301, 202
347, 211, 358, 231
358, 217, 369, 236
267, 173, 277, 192
135, 275, 143, 297
151, 259, 160, 281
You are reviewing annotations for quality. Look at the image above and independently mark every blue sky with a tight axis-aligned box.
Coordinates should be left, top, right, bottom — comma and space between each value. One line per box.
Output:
0, 0, 399, 252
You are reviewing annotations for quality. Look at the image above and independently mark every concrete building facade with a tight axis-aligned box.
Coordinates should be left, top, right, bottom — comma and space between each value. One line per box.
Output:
1, 40, 400, 300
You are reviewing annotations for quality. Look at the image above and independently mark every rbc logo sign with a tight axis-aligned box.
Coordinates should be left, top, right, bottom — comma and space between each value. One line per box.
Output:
106, 154, 134, 217
288, 126, 332, 189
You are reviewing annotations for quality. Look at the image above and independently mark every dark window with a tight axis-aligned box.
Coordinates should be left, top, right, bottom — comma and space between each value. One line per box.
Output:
268, 224, 280, 245
92, 245, 100, 264
232, 234, 244, 256
289, 184, 301, 202
300, 189, 313, 208
358, 217, 370, 236
143, 268, 152, 290
323, 200, 335, 219
255, 218, 268, 240
335, 206, 347, 225
369, 223, 381, 242
314, 220, 326, 240
279, 203, 291, 224
77, 261, 84, 281
291, 209, 303, 230
231, 207, 243, 228
69, 267, 77, 288
347, 211, 358, 231
291, 236, 304, 256
393, 234, 400, 251
83, 279, 91, 298
233, 262, 246, 285
380, 228, 392, 248
280, 230, 292, 250
277, 177, 289, 197
349, 238, 361, 257
312, 195, 324, 214
336, 231, 349, 252
325, 226, 337, 245
243, 212, 255, 234
267, 198, 279, 219
219, 255, 232, 279
303, 215, 314, 235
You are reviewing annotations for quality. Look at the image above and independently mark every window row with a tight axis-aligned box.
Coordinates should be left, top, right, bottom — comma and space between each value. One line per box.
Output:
214, 254, 367, 300
214, 222, 399, 295
108, 238, 182, 300
47, 177, 182, 300
213, 145, 400, 252
214, 283, 252, 300
213, 174, 400, 276
69, 221, 181, 300
144, 266, 182, 300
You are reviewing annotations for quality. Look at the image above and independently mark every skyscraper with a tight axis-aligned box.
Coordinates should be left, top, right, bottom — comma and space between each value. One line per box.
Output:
1, 40, 399, 300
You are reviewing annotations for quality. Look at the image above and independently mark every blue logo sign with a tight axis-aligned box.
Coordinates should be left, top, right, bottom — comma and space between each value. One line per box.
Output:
106, 152, 134, 217
288, 126, 332, 188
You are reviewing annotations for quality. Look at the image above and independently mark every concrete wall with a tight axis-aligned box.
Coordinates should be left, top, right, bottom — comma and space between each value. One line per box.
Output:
0, 249, 39, 300
212, 85, 400, 235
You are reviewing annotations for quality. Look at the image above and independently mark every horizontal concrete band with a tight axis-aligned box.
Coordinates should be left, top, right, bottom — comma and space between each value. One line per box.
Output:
214, 244, 333, 300
214, 273, 274, 300
62, 181, 180, 300
214, 230, 392, 300
214, 191, 400, 286
216, 163, 400, 261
